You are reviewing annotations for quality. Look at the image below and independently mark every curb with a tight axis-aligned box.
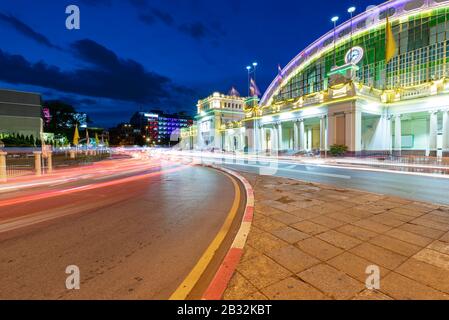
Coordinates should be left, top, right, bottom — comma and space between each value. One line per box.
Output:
201, 165, 255, 300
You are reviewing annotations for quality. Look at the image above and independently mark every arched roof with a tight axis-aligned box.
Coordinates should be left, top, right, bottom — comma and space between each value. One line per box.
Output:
260, 0, 449, 106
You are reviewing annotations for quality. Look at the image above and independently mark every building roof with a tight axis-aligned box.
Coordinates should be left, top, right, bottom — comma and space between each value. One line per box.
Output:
260, 0, 448, 106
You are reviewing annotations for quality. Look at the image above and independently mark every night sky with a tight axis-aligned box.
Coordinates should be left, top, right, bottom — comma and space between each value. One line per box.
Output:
0, 0, 382, 128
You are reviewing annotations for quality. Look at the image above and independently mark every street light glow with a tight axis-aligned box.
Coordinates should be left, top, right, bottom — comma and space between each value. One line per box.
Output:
246, 66, 251, 70
348, 6, 356, 13
331, 16, 339, 23
253, 62, 258, 67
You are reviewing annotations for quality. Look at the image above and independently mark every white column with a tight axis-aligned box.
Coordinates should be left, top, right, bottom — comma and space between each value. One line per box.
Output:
443, 110, 449, 154
270, 127, 277, 153
320, 116, 327, 152
299, 120, 305, 151
394, 114, 402, 154
277, 122, 283, 151
428, 111, 438, 156
260, 127, 265, 152
384, 115, 393, 153
293, 121, 299, 151
327, 115, 335, 148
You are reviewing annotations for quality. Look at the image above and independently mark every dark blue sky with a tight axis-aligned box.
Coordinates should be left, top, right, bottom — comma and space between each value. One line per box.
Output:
0, 0, 382, 127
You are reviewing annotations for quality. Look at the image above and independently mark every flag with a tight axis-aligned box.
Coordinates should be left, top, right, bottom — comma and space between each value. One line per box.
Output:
228, 86, 240, 97
385, 16, 397, 64
277, 64, 283, 84
73, 124, 80, 146
250, 78, 261, 97
95, 133, 100, 146
86, 129, 90, 145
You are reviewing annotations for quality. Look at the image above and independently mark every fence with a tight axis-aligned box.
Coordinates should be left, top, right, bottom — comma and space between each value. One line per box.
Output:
0, 148, 111, 182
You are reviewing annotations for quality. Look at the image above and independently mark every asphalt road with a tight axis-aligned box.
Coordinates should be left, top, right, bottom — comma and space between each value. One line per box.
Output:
0, 160, 236, 299
189, 154, 449, 206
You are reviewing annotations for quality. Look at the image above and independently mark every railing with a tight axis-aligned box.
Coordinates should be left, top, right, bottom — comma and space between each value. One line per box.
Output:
0, 148, 111, 181
334, 152, 449, 175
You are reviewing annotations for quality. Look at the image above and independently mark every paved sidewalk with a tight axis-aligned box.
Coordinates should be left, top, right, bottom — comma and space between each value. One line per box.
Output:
223, 173, 449, 300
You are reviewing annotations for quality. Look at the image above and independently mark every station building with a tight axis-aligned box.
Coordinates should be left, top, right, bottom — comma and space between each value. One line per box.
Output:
182, 0, 449, 158
247, 0, 449, 157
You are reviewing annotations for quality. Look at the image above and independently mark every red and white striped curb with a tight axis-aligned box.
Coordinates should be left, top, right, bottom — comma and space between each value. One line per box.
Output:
202, 166, 255, 300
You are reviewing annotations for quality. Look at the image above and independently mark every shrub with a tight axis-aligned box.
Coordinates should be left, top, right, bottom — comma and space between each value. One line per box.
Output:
329, 144, 348, 157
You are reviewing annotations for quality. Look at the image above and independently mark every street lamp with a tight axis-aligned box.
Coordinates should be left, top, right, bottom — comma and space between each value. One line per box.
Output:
252, 62, 258, 83
246, 66, 251, 96
348, 7, 356, 61
331, 16, 339, 67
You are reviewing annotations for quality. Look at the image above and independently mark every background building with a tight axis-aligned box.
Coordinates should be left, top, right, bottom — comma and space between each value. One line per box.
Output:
130, 111, 193, 146
0, 89, 43, 140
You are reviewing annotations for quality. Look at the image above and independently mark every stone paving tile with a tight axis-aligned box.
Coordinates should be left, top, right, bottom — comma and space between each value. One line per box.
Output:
337, 224, 379, 241
296, 237, 344, 261
246, 231, 289, 254
350, 243, 407, 270
240, 244, 262, 263
261, 277, 328, 300
291, 220, 329, 235
395, 258, 449, 294
236, 255, 292, 289
380, 272, 449, 300
398, 223, 446, 239
223, 173, 449, 300
307, 204, 346, 215
369, 235, 422, 257
387, 228, 434, 247
266, 245, 320, 274
352, 219, 393, 234
223, 272, 259, 300
352, 289, 393, 300
328, 252, 390, 283
343, 207, 375, 219
317, 230, 362, 250
440, 232, 449, 243
310, 215, 346, 229
413, 248, 449, 271
410, 217, 449, 232
326, 212, 362, 224
368, 215, 406, 228
253, 215, 285, 233
255, 205, 285, 217
427, 240, 449, 255
271, 226, 310, 244
388, 207, 426, 218
242, 291, 269, 300
298, 264, 364, 300
270, 212, 304, 225
289, 208, 323, 220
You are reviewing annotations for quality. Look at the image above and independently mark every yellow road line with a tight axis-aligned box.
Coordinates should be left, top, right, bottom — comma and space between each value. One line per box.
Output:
169, 171, 241, 300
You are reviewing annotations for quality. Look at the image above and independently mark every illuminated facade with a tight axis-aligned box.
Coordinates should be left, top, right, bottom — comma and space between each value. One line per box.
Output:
243, 0, 449, 157
181, 92, 247, 151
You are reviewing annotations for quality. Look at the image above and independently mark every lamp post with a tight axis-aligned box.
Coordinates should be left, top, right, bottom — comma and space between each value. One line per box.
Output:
348, 7, 356, 62
246, 65, 251, 96
331, 16, 339, 68
252, 62, 258, 83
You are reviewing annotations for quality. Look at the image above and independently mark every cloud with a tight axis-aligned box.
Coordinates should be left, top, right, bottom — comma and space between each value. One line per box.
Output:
0, 12, 60, 49
0, 39, 194, 105
129, 2, 225, 42
139, 7, 174, 27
